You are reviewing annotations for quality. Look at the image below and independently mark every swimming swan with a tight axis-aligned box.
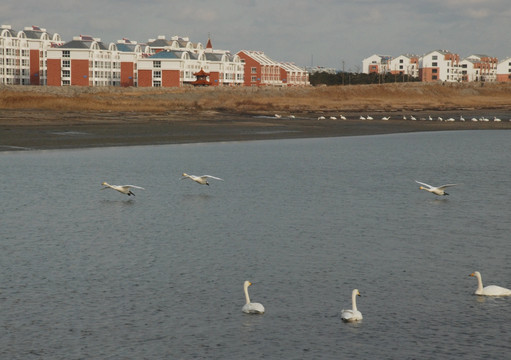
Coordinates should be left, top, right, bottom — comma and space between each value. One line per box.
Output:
242, 281, 265, 314
101, 182, 145, 196
181, 173, 224, 186
341, 289, 363, 322
415, 180, 457, 196
469, 271, 511, 296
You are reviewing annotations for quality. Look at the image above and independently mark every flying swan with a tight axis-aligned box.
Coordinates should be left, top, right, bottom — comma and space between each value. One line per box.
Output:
181, 173, 224, 186
341, 289, 363, 322
101, 182, 145, 196
415, 180, 457, 196
469, 271, 511, 296
242, 281, 265, 314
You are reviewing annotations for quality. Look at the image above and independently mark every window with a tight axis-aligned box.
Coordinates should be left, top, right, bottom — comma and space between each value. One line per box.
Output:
62, 60, 70, 68
153, 61, 161, 68
251, 76, 257, 82
399, 59, 403, 63
432, 69, 437, 73
62, 70, 70, 78
399, 65, 403, 69
432, 75, 437, 80
432, 55, 438, 60
153, 70, 161, 78
251, 67, 257, 74
432, 62, 437, 67
153, 80, 161, 87
62, 50, 70, 58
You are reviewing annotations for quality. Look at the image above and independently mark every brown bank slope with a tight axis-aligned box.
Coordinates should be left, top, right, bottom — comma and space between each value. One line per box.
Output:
1, 82, 511, 150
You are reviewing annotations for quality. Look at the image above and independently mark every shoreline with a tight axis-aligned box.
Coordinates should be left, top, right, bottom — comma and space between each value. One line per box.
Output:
2, 109, 511, 151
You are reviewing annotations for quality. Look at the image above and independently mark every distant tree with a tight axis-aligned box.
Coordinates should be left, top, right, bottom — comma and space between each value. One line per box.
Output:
310, 72, 420, 86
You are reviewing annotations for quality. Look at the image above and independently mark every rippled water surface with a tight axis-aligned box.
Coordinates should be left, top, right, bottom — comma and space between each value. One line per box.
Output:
1, 130, 511, 359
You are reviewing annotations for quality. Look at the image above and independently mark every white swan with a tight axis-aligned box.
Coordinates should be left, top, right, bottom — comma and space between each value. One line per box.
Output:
101, 182, 145, 196
366, 115, 373, 120
410, 115, 417, 121
341, 289, 362, 322
415, 180, 457, 196
470, 271, 511, 296
329, 116, 337, 120
381, 116, 390, 121
242, 281, 265, 314
318, 116, 326, 120
339, 115, 347, 120
359, 116, 366, 120
181, 173, 224, 186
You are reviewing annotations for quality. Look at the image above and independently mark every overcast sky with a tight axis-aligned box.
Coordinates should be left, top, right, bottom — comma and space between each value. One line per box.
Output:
2, 0, 510, 71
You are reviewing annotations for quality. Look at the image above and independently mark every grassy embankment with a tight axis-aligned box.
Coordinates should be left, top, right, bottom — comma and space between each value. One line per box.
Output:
1, 82, 511, 116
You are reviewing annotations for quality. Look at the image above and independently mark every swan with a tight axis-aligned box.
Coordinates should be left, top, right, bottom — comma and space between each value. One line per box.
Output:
318, 116, 326, 120
242, 281, 265, 314
403, 115, 407, 120
181, 173, 224, 186
329, 116, 337, 120
381, 116, 390, 121
460, 116, 465, 122
339, 115, 347, 120
471, 117, 478, 122
101, 182, 145, 196
470, 271, 511, 296
493, 117, 501, 122
428, 115, 433, 121
341, 289, 362, 322
415, 180, 457, 196
366, 115, 373, 120
274, 114, 282, 118
410, 115, 417, 121
359, 116, 366, 120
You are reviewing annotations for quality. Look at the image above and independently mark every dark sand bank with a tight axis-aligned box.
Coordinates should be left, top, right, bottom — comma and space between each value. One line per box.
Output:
2, 109, 511, 151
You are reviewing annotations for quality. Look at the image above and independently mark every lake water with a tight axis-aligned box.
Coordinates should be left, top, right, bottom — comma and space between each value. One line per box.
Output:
1, 130, 511, 359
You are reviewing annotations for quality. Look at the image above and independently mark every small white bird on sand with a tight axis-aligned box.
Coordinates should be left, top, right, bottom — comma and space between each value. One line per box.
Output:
318, 116, 326, 120
101, 182, 145, 196
181, 173, 224, 186
381, 116, 390, 121
341, 289, 363, 322
339, 115, 347, 120
415, 180, 457, 196
242, 281, 265, 314
470, 271, 511, 296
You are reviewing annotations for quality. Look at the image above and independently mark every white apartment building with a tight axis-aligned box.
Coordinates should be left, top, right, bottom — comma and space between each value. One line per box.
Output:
0, 24, 63, 85
419, 50, 461, 82
496, 57, 511, 82
362, 54, 392, 74
388, 54, 419, 77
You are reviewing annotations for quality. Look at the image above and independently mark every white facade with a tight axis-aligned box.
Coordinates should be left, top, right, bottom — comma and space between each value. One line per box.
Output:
496, 57, 511, 82
362, 54, 392, 74
0, 24, 63, 85
389, 55, 419, 77
419, 50, 461, 82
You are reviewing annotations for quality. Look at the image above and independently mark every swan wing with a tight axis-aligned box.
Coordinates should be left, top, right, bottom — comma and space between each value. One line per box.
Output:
415, 180, 433, 189
123, 185, 145, 190
201, 175, 224, 181
437, 184, 457, 190
242, 302, 265, 314
482, 285, 511, 296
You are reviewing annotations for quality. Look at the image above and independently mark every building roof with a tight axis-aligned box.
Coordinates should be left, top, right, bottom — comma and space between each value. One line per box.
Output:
148, 50, 179, 59
59, 39, 108, 50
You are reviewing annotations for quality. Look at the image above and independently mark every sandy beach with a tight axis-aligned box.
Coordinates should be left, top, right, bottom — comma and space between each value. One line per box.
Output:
1, 82, 511, 151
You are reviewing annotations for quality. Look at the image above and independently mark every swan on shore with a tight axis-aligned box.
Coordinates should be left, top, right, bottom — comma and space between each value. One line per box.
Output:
181, 173, 224, 186
329, 116, 337, 120
341, 289, 362, 322
381, 116, 390, 121
242, 281, 265, 314
415, 180, 457, 196
366, 115, 373, 120
101, 182, 145, 196
359, 116, 366, 120
339, 115, 347, 120
318, 116, 326, 120
470, 271, 511, 296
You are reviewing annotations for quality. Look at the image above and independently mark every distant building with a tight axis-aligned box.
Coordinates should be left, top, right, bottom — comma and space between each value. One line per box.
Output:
362, 54, 392, 74
459, 54, 497, 82
47, 35, 144, 86
237, 50, 309, 86
1, 23, 308, 88
0, 24, 63, 85
496, 57, 511, 82
388, 54, 419, 78
419, 50, 460, 82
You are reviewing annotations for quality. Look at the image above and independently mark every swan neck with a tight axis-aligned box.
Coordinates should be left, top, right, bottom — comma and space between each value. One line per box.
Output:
476, 273, 483, 293
352, 292, 358, 312
244, 284, 251, 304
